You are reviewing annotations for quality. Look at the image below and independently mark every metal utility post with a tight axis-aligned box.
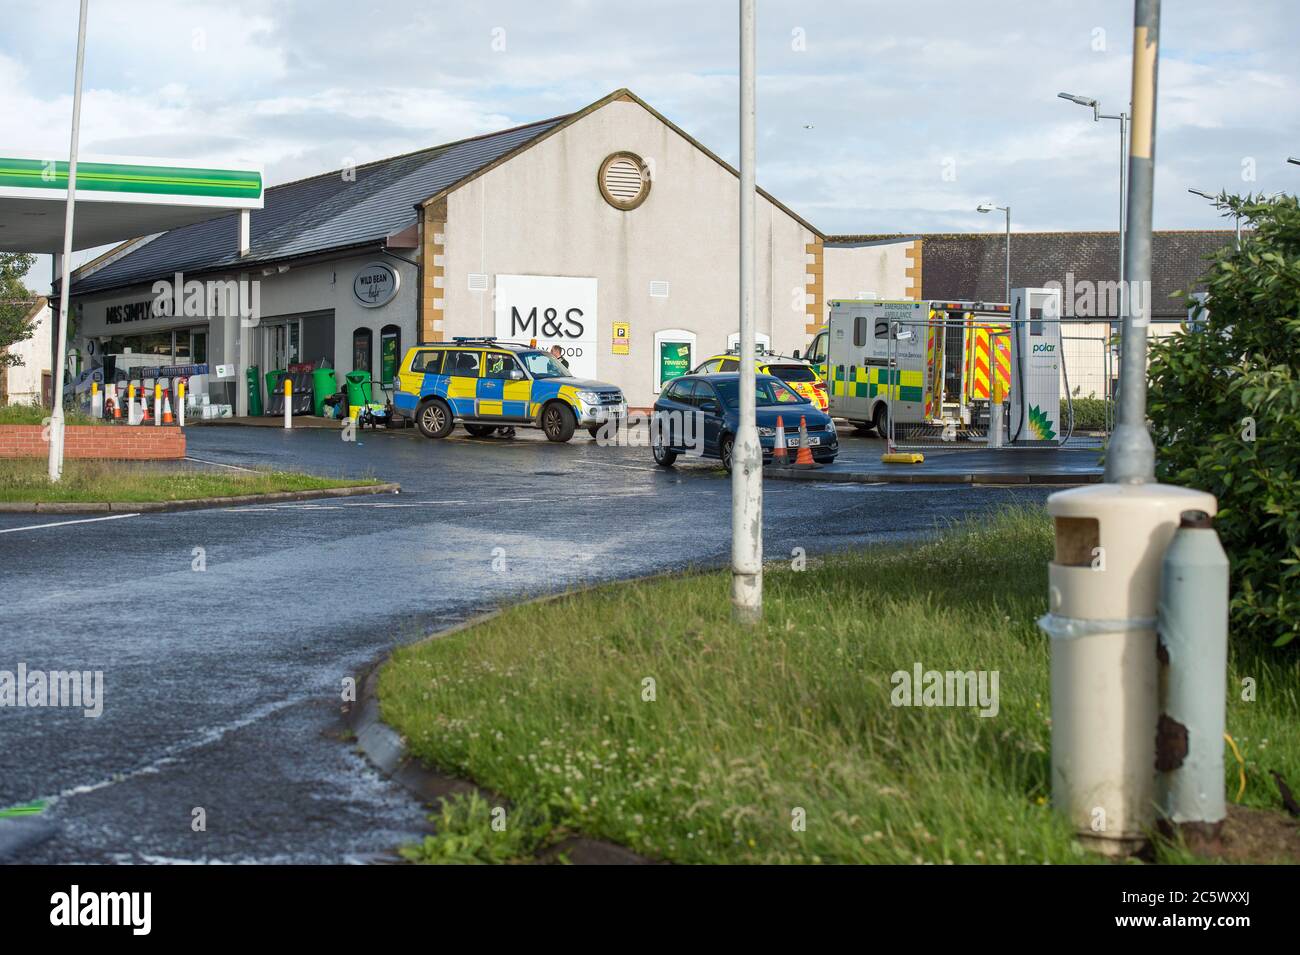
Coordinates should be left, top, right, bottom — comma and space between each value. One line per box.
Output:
731, 0, 763, 623
1057, 93, 1129, 306
1041, 0, 1215, 859
48, 0, 89, 482
1104, 0, 1160, 485
976, 203, 1010, 301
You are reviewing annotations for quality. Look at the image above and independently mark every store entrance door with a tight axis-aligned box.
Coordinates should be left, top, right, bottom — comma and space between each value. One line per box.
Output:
264, 320, 301, 370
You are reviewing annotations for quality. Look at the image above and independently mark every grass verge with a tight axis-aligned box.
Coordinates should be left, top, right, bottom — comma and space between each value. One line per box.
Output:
0, 458, 378, 503
0, 402, 103, 426
381, 507, 1299, 864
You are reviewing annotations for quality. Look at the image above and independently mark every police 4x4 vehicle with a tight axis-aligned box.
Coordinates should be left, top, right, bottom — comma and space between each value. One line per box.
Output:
393, 337, 626, 442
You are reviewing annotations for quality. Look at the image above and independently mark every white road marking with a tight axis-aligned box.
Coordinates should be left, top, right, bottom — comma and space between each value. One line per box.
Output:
579, 459, 661, 472
0, 513, 140, 534
184, 455, 259, 473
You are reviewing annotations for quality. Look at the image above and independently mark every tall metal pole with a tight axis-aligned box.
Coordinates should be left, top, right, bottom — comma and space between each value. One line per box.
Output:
48, 0, 89, 482
1105, 0, 1159, 485
1118, 111, 1128, 294
1003, 206, 1011, 303
731, 0, 762, 623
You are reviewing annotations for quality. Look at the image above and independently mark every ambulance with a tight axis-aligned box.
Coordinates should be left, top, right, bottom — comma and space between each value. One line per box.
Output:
805, 299, 1013, 436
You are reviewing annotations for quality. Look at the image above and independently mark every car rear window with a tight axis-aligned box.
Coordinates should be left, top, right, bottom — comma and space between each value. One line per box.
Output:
769, 363, 816, 383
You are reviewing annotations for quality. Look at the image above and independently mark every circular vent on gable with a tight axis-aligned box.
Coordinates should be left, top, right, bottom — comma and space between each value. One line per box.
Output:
598, 151, 651, 210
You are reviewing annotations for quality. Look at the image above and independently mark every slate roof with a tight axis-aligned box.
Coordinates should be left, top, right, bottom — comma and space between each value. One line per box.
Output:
829, 231, 1236, 321
70, 116, 565, 296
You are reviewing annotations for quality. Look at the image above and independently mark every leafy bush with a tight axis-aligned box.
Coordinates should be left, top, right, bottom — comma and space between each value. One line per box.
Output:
1065, 396, 1110, 432
1147, 193, 1300, 648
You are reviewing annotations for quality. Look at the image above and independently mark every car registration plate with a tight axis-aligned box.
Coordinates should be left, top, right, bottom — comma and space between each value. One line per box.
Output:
786, 436, 820, 447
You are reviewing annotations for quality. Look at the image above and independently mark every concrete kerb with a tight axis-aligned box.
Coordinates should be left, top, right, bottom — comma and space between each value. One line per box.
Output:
345, 576, 721, 865
0, 482, 401, 514
763, 468, 1100, 486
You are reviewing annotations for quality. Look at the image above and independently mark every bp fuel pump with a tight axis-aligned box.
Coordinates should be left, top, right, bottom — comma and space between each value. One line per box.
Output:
1009, 287, 1064, 445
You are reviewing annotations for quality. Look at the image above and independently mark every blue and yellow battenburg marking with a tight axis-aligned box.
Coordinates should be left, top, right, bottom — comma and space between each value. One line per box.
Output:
393, 348, 581, 421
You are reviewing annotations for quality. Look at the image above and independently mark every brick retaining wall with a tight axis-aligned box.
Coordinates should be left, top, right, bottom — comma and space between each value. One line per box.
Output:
0, 425, 186, 460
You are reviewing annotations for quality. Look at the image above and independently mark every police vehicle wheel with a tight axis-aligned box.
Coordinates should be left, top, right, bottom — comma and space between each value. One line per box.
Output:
416, 400, 453, 439
464, 424, 495, 437
587, 426, 603, 439
720, 434, 735, 472
652, 443, 677, 467
542, 403, 576, 442
851, 419, 875, 434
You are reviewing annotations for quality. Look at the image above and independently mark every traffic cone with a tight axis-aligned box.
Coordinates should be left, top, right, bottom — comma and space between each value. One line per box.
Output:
140, 393, 151, 423
772, 415, 789, 467
108, 383, 121, 420
162, 391, 174, 424
793, 415, 819, 469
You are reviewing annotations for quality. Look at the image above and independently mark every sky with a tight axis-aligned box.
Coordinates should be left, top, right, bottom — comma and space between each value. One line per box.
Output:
3, 0, 1297, 294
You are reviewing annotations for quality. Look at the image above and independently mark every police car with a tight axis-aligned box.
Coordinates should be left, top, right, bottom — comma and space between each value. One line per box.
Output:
393, 337, 627, 442
691, 350, 829, 410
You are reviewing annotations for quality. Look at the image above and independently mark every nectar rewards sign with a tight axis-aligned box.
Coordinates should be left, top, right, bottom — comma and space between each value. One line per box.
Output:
494, 275, 597, 380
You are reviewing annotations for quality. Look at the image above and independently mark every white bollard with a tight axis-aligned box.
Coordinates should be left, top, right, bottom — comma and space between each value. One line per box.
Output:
177, 379, 186, 428
284, 378, 292, 429
91, 380, 102, 418
154, 383, 162, 426
127, 384, 137, 425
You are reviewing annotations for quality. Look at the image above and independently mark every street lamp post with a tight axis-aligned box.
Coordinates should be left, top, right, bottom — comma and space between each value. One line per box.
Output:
731, 0, 762, 623
977, 203, 1011, 302
1105, 0, 1161, 485
1058, 92, 1129, 302
48, 0, 90, 483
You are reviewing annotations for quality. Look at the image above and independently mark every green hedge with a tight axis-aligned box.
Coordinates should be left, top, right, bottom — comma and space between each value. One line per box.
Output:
1064, 397, 1110, 432
1147, 193, 1300, 649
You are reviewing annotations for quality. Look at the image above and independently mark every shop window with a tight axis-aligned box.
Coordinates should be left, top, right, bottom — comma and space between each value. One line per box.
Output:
379, 324, 401, 386
352, 327, 372, 373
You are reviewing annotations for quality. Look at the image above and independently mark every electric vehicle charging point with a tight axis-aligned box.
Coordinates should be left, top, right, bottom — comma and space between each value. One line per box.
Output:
1040, 482, 1216, 856
1009, 288, 1064, 446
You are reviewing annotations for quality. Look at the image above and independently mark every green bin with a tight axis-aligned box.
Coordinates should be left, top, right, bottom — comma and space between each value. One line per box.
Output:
312, 368, 338, 417
344, 370, 373, 418
246, 365, 263, 417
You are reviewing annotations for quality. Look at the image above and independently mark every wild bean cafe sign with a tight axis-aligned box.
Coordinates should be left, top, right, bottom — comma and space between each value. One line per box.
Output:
494, 274, 597, 379
353, 262, 399, 308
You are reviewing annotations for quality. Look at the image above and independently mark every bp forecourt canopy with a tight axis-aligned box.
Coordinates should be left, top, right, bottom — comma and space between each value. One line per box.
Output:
0, 152, 263, 253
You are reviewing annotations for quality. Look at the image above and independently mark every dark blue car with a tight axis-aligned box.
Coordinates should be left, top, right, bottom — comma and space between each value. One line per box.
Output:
650, 372, 838, 471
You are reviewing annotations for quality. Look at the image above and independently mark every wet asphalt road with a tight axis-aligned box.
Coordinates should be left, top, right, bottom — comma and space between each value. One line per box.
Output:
0, 423, 1053, 863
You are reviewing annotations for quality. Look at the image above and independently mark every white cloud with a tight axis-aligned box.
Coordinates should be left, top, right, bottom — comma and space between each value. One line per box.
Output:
6, 0, 1298, 293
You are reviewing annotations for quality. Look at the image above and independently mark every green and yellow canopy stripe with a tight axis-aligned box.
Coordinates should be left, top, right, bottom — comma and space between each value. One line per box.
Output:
0, 157, 262, 200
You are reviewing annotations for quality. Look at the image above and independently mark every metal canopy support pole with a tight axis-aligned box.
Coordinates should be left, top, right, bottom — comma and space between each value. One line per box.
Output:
48, 0, 89, 482
731, 0, 762, 624
1105, 0, 1160, 485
